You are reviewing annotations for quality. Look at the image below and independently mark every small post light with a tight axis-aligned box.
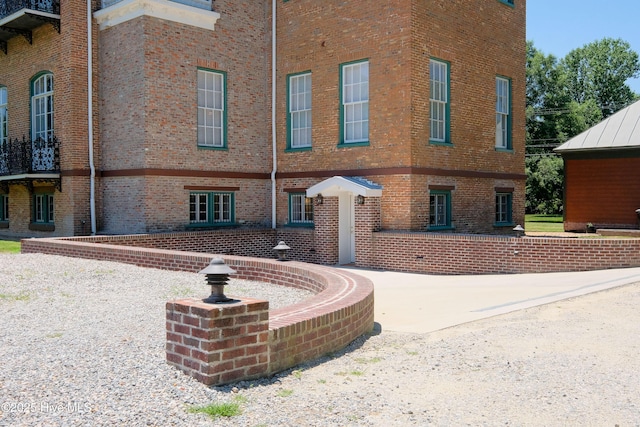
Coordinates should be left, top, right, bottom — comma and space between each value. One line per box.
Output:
315, 193, 324, 205
356, 194, 365, 205
199, 258, 237, 304
273, 241, 291, 261
512, 224, 525, 238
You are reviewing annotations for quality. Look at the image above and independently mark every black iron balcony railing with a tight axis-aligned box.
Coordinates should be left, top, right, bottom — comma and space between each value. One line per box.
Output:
0, 0, 59, 18
0, 135, 60, 176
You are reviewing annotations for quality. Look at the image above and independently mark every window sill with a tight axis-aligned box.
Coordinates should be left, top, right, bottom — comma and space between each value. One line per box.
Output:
186, 222, 237, 229
285, 223, 314, 228
495, 147, 513, 153
29, 223, 55, 232
197, 144, 228, 151
494, 222, 515, 228
429, 140, 453, 147
427, 225, 455, 231
285, 146, 312, 153
337, 141, 370, 148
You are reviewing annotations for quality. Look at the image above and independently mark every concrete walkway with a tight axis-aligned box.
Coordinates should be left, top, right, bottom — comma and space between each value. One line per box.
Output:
341, 266, 640, 334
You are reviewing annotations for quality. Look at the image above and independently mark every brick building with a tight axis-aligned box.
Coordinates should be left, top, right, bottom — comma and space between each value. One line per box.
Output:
555, 99, 640, 232
0, 0, 526, 265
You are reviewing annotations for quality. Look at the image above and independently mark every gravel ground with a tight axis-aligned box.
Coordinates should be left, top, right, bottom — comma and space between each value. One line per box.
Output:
1, 253, 639, 426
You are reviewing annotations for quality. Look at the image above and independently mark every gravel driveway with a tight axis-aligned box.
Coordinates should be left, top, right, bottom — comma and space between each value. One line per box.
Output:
1, 253, 639, 426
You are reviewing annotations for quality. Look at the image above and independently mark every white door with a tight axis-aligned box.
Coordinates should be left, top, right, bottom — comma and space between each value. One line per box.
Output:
338, 193, 355, 264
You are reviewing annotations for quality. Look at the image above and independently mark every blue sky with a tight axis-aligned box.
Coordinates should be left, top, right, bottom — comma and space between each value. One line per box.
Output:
526, 0, 640, 93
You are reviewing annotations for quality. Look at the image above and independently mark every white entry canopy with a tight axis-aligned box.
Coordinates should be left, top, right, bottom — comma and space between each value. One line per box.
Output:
306, 176, 383, 198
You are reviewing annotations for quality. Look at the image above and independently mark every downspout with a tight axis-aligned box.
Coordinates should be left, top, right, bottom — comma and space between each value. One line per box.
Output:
87, 0, 96, 234
270, 0, 277, 229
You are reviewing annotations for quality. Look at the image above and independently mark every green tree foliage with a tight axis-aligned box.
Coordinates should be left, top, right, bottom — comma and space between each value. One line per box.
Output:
561, 38, 640, 118
525, 38, 640, 214
525, 156, 564, 214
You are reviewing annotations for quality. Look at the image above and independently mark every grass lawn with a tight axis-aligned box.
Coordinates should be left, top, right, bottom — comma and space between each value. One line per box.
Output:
0, 240, 21, 254
525, 214, 564, 233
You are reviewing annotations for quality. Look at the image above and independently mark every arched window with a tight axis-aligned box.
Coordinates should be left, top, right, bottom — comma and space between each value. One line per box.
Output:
31, 73, 54, 141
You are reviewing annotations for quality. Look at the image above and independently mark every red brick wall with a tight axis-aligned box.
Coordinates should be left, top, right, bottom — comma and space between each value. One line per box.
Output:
0, 5, 98, 236
364, 232, 640, 274
274, 0, 526, 233
98, 1, 272, 234
23, 226, 640, 276
564, 157, 640, 231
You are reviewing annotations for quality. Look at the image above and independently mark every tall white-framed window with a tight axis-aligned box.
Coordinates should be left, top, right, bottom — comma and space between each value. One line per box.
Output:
496, 76, 511, 149
340, 60, 369, 145
0, 86, 7, 145
189, 192, 234, 226
288, 72, 312, 149
31, 73, 54, 142
288, 192, 313, 225
197, 68, 226, 148
430, 59, 449, 143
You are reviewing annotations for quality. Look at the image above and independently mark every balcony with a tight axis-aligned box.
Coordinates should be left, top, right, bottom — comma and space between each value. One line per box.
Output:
0, 135, 61, 192
0, 0, 61, 54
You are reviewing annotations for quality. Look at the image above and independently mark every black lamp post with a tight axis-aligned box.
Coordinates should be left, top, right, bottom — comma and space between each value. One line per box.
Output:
199, 258, 237, 304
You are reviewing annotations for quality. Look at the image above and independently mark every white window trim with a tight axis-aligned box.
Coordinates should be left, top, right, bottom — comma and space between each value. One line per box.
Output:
289, 193, 313, 224
32, 74, 54, 142
197, 69, 225, 148
496, 76, 510, 149
430, 59, 448, 143
341, 61, 369, 144
288, 73, 312, 149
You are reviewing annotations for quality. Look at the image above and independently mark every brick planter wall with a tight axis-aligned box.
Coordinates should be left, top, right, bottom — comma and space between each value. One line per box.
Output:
166, 298, 270, 386
21, 237, 375, 385
362, 232, 640, 274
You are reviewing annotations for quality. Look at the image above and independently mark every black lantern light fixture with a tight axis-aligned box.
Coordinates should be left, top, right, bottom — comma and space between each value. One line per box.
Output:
356, 194, 365, 205
273, 241, 291, 261
199, 258, 237, 304
315, 193, 324, 205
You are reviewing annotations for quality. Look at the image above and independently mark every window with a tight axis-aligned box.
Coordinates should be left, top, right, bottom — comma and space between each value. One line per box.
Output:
0, 194, 7, 222
340, 60, 369, 145
287, 72, 312, 149
430, 59, 450, 144
429, 191, 451, 229
197, 69, 226, 148
496, 76, 511, 149
0, 86, 7, 145
495, 193, 513, 225
34, 193, 54, 224
189, 192, 234, 226
288, 193, 313, 225
31, 73, 54, 142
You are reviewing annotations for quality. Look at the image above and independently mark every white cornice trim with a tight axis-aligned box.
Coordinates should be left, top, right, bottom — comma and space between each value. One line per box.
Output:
94, 0, 220, 31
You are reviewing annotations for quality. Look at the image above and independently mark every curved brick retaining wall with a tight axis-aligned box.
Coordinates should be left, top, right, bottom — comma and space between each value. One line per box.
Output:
21, 238, 375, 385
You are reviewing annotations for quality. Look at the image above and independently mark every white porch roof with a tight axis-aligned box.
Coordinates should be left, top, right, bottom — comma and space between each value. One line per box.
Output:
306, 176, 383, 198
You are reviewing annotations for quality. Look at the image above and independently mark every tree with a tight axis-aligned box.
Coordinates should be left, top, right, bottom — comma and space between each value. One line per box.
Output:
525, 156, 564, 215
561, 38, 640, 118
